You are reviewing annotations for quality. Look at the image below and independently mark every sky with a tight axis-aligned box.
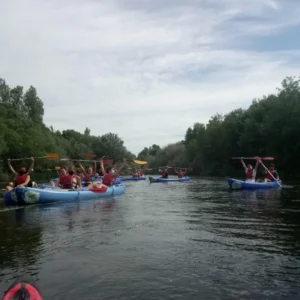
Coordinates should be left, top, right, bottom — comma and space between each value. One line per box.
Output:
0, 0, 300, 154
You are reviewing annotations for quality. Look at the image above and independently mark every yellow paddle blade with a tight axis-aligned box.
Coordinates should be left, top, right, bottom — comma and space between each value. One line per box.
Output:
55, 166, 61, 170
44, 153, 59, 160
133, 159, 147, 165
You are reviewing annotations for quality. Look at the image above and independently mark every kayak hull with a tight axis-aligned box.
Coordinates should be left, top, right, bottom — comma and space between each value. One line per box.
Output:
4, 185, 126, 206
2, 275, 43, 300
149, 176, 190, 183
120, 177, 146, 181
227, 178, 282, 190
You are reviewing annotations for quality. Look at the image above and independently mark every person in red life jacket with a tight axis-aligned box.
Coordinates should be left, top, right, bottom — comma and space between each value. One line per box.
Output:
59, 167, 82, 189
240, 158, 259, 182
160, 168, 168, 178
79, 162, 97, 187
5, 157, 36, 191
174, 168, 186, 178
101, 157, 127, 186
138, 169, 144, 177
264, 163, 280, 182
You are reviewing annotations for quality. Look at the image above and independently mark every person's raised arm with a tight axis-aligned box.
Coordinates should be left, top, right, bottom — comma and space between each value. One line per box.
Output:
27, 157, 34, 175
7, 159, 18, 175
116, 158, 127, 176
240, 159, 247, 172
100, 157, 106, 175
79, 163, 86, 174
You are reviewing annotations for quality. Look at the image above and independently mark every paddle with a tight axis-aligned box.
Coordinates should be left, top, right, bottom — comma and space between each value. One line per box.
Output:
257, 160, 282, 188
10, 153, 59, 161
85, 153, 96, 159
231, 156, 274, 161
132, 159, 147, 165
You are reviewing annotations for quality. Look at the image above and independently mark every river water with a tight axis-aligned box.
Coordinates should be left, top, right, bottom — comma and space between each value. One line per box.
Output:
1, 178, 300, 299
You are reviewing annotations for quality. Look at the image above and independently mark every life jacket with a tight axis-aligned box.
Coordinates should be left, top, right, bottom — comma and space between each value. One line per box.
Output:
162, 172, 168, 178
84, 173, 93, 182
14, 174, 28, 186
59, 174, 76, 188
139, 172, 144, 177
102, 174, 114, 186
266, 170, 277, 181
245, 169, 253, 180
178, 171, 183, 178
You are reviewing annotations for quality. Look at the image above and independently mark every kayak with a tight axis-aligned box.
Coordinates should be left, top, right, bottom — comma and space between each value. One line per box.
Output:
149, 176, 190, 183
2, 275, 43, 300
227, 178, 282, 190
50, 177, 121, 185
120, 177, 146, 181
4, 184, 126, 206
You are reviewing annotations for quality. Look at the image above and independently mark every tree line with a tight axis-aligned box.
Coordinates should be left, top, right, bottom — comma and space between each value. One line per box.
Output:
0, 78, 135, 180
138, 77, 300, 180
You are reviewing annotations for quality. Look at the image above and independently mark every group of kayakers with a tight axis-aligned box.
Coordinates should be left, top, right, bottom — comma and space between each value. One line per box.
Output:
5, 157, 128, 192
159, 167, 188, 179
241, 159, 280, 183
3, 155, 281, 192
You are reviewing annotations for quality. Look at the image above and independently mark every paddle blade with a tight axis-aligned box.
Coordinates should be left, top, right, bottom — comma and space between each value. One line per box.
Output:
55, 166, 61, 170
85, 153, 96, 159
167, 164, 175, 168
103, 159, 114, 165
133, 160, 147, 165
44, 153, 59, 160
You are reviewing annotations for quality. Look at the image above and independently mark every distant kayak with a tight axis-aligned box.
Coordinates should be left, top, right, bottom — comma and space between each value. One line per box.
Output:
227, 178, 282, 190
120, 177, 146, 181
149, 177, 190, 183
2, 275, 43, 300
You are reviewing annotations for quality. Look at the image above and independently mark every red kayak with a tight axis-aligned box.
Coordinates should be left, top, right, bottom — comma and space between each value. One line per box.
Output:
2, 276, 43, 300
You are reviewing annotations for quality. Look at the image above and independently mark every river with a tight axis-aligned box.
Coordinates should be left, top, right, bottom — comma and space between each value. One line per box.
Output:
1, 178, 300, 299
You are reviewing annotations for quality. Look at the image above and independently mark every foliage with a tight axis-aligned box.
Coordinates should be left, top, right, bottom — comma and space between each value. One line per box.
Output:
138, 77, 300, 179
0, 78, 134, 178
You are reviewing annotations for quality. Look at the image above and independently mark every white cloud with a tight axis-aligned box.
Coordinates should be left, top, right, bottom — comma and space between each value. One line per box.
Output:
0, 0, 300, 154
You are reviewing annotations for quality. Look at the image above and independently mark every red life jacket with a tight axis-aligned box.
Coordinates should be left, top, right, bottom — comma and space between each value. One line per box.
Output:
245, 169, 253, 180
162, 172, 168, 178
59, 174, 75, 188
178, 171, 183, 178
14, 174, 28, 186
266, 170, 277, 181
102, 174, 114, 186
84, 173, 92, 182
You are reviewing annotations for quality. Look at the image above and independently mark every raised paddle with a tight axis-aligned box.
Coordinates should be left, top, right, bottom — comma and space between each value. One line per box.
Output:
231, 156, 275, 160
10, 153, 59, 161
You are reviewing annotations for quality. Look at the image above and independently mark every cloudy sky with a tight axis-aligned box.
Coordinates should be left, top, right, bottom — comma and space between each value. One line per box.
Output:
1, 0, 300, 154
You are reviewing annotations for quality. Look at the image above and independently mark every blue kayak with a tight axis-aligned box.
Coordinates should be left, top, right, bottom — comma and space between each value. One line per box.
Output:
4, 185, 126, 206
227, 178, 282, 190
149, 176, 190, 183
120, 177, 146, 181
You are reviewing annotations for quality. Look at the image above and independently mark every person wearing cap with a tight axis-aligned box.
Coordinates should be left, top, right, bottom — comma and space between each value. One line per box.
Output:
264, 163, 280, 182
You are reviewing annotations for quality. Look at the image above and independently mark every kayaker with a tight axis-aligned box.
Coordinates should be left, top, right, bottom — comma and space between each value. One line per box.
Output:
174, 168, 186, 178
101, 157, 127, 186
264, 163, 280, 182
79, 163, 97, 186
59, 167, 82, 189
240, 159, 259, 182
5, 157, 37, 191
161, 168, 168, 178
